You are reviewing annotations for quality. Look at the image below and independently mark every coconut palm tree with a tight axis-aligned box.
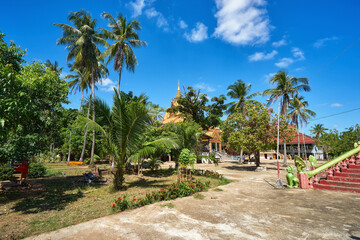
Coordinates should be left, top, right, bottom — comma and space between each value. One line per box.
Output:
66, 67, 90, 111
288, 96, 316, 157
54, 9, 108, 164
45, 60, 63, 73
226, 79, 259, 161
263, 71, 311, 165
226, 80, 257, 115
78, 91, 176, 190
100, 12, 147, 92
310, 124, 328, 140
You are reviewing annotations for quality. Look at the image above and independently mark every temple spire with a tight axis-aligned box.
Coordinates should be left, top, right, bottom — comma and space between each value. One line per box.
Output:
176, 80, 181, 98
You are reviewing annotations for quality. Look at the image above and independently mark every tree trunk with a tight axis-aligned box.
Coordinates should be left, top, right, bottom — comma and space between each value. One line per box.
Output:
79, 94, 92, 162
117, 52, 124, 93
283, 141, 287, 166
79, 89, 84, 112
255, 151, 260, 167
296, 121, 300, 157
90, 68, 96, 167
239, 149, 243, 163
67, 130, 71, 165
282, 100, 288, 166
114, 164, 125, 190
301, 124, 306, 159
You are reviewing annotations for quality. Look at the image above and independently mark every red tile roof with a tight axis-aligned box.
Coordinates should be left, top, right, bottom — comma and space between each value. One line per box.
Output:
278, 125, 316, 145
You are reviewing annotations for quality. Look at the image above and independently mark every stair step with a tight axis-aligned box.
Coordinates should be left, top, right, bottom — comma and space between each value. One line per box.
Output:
319, 179, 360, 188
334, 172, 360, 178
327, 176, 360, 183
313, 183, 360, 193
349, 165, 360, 169
341, 168, 360, 173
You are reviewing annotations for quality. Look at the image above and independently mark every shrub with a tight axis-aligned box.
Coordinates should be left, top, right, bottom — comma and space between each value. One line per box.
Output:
0, 163, 14, 180
112, 180, 209, 212
28, 162, 47, 178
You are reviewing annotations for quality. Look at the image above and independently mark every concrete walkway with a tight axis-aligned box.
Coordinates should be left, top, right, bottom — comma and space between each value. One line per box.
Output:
26, 161, 360, 240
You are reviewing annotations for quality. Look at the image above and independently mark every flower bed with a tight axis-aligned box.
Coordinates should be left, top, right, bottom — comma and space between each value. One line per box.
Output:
192, 169, 224, 179
111, 180, 209, 212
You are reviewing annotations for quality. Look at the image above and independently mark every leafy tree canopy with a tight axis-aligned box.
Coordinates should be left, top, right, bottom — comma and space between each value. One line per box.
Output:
167, 86, 227, 129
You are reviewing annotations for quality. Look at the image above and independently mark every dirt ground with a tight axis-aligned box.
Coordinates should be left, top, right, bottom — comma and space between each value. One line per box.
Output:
25, 160, 360, 240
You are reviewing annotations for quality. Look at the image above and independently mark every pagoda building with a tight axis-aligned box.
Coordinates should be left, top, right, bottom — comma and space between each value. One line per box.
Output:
162, 83, 222, 153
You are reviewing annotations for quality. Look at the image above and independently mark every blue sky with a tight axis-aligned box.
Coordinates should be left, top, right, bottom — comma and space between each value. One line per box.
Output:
1, 0, 360, 134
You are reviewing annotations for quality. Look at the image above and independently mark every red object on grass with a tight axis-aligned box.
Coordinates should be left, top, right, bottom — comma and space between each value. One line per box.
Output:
15, 163, 29, 178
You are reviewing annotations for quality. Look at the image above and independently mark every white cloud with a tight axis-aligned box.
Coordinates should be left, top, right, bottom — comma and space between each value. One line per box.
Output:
272, 38, 287, 47
194, 82, 215, 92
99, 78, 117, 92
129, 0, 146, 17
248, 50, 277, 61
295, 67, 305, 71
292, 47, 305, 60
145, 7, 169, 30
331, 103, 343, 107
275, 57, 294, 68
274, 47, 305, 68
184, 22, 208, 43
213, 0, 271, 45
313, 36, 338, 48
179, 20, 188, 29
264, 72, 276, 80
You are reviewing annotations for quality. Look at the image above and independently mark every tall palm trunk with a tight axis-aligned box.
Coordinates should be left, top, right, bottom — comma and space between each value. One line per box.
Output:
117, 51, 124, 93
90, 68, 96, 166
296, 120, 300, 156
282, 100, 288, 166
67, 130, 71, 165
79, 93, 92, 162
79, 89, 84, 112
301, 124, 306, 159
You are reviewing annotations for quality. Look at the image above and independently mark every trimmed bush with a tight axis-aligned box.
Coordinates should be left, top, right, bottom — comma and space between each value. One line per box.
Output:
0, 163, 14, 180
28, 162, 47, 178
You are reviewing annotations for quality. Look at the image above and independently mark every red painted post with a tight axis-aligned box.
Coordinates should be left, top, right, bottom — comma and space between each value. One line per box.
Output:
356, 152, 360, 165
298, 173, 309, 189
350, 155, 356, 165
314, 174, 319, 184
326, 167, 333, 176
334, 163, 340, 173
341, 160, 347, 169
308, 178, 313, 188
345, 158, 350, 165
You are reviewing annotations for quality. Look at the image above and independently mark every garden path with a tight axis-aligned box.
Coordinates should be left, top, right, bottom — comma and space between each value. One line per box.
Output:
26, 160, 360, 240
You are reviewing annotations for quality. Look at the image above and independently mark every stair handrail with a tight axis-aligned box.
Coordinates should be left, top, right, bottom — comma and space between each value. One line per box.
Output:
304, 143, 360, 178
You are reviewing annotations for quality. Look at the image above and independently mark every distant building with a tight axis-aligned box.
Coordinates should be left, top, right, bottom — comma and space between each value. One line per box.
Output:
162, 83, 222, 153
261, 126, 324, 160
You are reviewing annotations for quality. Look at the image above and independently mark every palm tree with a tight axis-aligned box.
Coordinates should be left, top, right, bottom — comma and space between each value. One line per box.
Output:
310, 124, 328, 140
45, 60, 63, 73
54, 9, 108, 164
226, 79, 258, 161
263, 71, 311, 165
66, 67, 90, 111
79, 91, 176, 190
226, 80, 257, 115
288, 96, 316, 157
100, 12, 147, 92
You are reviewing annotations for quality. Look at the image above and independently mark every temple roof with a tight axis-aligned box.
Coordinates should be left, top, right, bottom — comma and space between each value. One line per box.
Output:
278, 125, 316, 145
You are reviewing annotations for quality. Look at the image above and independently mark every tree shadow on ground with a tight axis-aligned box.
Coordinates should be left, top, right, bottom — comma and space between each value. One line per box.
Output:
126, 178, 170, 189
7, 177, 102, 214
223, 165, 280, 171
143, 168, 176, 178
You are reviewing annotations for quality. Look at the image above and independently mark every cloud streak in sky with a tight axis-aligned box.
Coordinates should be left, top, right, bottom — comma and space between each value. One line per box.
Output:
213, 0, 271, 45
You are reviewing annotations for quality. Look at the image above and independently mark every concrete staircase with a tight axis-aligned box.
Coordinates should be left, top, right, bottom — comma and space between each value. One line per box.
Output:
313, 158, 360, 193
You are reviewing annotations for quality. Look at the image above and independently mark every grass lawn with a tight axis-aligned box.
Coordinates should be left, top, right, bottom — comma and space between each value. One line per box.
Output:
0, 162, 228, 239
